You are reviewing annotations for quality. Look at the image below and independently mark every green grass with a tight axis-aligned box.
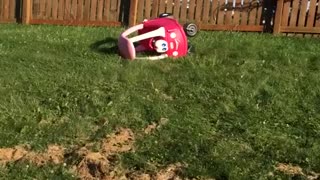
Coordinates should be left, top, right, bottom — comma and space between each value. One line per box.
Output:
0, 23, 320, 179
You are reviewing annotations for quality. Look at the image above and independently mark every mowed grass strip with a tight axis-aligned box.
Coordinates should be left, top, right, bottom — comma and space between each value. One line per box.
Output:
0, 24, 320, 179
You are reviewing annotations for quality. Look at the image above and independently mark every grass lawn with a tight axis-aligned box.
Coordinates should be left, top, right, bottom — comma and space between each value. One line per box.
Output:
0, 23, 320, 180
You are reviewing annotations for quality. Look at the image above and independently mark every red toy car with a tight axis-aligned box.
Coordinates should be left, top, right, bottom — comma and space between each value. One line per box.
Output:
118, 14, 197, 60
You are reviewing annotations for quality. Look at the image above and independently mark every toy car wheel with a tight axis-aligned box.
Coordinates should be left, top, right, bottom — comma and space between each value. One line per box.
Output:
184, 23, 198, 37
159, 13, 173, 18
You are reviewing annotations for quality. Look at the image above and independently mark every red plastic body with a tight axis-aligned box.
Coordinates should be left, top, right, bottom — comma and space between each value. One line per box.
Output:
138, 18, 188, 58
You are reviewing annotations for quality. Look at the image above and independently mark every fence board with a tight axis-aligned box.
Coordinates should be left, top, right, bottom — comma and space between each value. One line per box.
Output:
210, 0, 219, 24
137, 0, 144, 22
202, 0, 211, 23
289, 0, 300, 26
109, 0, 119, 21
3, 0, 9, 19
281, 0, 291, 26
217, 0, 225, 24
241, 0, 249, 25
248, 0, 258, 25
173, 0, 180, 19
298, 1, 308, 26
187, 0, 196, 21
159, 0, 166, 14
83, 0, 90, 20
180, 0, 187, 23
306, 0, 317, 27
233, 0, 241, 25
58, 0, 65, 20
96, 0, 104, 21
166, 0, 173, 13
103, 0, 110, 20
151, 0, 159, 18
145, 0, 151, 19
224, 1, 233, 25
195, 0, 203, 22
9, 0, 15, 20
256, 1, 263, 25
46, 0, 52, 19
70, 0, 77, 19
52, 0, 58, 19
65, 0, 71, 20
40, 0, 46, 17
90, 0, 97, 21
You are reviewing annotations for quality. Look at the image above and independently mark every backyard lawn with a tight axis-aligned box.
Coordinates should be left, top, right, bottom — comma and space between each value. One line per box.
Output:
0, 24, 320, 179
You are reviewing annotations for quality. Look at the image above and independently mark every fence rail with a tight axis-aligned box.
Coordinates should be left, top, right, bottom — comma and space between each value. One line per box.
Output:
1, 0, 320, 36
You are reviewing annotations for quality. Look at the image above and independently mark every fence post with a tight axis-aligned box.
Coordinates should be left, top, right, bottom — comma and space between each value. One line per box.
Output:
22, 0, 32, 24
129, 0, 138, 27
273, 0, 284, 34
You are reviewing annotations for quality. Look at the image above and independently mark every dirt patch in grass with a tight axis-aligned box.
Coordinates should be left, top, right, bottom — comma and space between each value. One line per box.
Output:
275, 163, 320, 180
0, 145, 64, 166
0, 126, 187, 180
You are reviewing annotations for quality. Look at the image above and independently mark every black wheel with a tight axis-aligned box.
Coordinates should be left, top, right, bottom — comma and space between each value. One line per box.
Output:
159, 13, 173, 18
184, 23, 198, 37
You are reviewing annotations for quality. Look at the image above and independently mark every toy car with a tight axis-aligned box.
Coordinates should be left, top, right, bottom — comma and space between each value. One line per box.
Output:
118, 14, 197, 60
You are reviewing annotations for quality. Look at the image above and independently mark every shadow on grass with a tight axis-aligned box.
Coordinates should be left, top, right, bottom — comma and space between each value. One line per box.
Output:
90, 37, 119, 55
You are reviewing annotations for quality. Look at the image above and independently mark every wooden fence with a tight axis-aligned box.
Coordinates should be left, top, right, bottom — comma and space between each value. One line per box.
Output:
0, 0, 16, 23
130, 0, 265, 32
274, 0, 320, 37
22, 0, 122, 26
1, 0, 320, 36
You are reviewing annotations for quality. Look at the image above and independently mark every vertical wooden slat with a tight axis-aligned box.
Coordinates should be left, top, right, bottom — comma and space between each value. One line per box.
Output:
224, 1, 233, 25
23, 0, 32, 24
65, 0, 71, 20
39, 0, 46, 18
3, 0, 9, 19
202, 0, 211, 23
217, 1, 225, 25
151, 0, 159, 18
195, 0, 203, 23
241, 0, 249, 25
306, 0, 317, 27
180, 0, 187, 23
166, 0, 173, 13
248, 0, 257, 25
298, 0, 308, 27
90, 0, 97, 20
58, 0, 65, 20
9, 0, 15, 20
233, 0, 241, 25
129, 0, 138, 26
46, 0, 53, 19
187, 0, 196, 21
289, 0, 300, 26
273, 0, 284, 34
52, 0, 58, 19
159, 0, 166, 14
173, 0, 180, 19
70, 0, 77, 20
96, 0, 104, 21
83, 0, 90, 20
136, 0, 144, 22
210, 0, 219, 24
145, 0, 151, 19
0, 0, 3, 19
103, 0, 110, 20
77, 0, 83, 20
109, 0, 118, 21
316, 4, 320, 27
256, 1, 263, 25
281, 0, 291, 26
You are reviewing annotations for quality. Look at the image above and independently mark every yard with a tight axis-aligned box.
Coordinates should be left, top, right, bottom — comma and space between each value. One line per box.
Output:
0, 24, 320, 179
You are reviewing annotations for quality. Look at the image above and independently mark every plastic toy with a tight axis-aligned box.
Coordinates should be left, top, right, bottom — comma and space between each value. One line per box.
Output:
118, 13, 197, 60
